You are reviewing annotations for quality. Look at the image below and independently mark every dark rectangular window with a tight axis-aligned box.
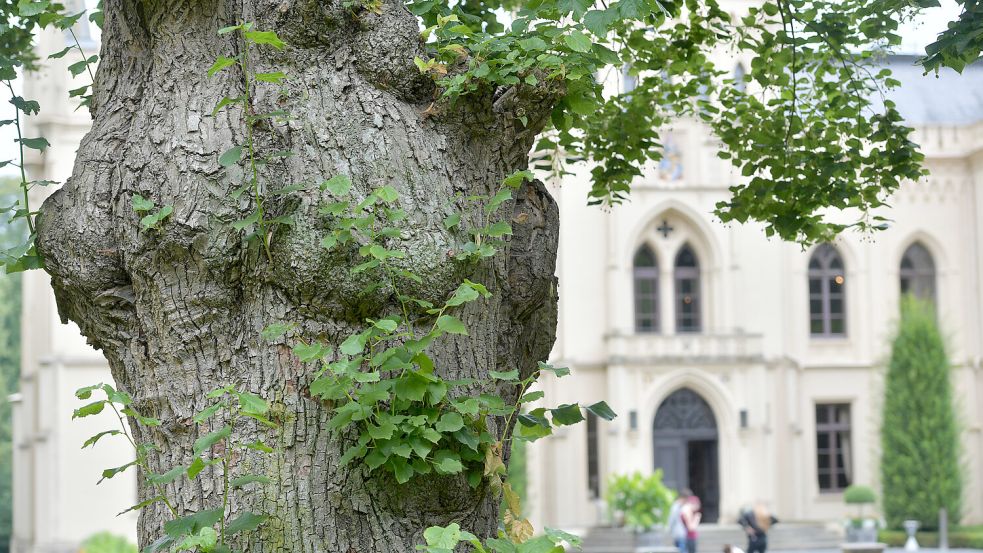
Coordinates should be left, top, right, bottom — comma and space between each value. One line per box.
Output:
587, 413, 600, 499
816, 403, 852, 492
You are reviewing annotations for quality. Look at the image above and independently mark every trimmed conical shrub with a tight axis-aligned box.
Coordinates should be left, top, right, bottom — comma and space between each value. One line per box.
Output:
880, 296, 962, 529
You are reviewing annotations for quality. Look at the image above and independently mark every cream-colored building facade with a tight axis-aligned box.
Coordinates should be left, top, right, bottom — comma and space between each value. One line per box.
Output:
528, 58, 983, 531
10, 13, 140, 553
8, 3, 983, 552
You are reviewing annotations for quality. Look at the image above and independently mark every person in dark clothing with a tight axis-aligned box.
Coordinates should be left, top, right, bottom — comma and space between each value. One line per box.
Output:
738, 503, 778, 553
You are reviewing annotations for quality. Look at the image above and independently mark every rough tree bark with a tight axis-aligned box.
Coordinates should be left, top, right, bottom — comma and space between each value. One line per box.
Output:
36, 1, 560, 551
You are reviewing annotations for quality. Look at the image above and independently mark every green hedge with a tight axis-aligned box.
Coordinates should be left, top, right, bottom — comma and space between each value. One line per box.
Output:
880, 297, 962, 529
878, 527, 983, 548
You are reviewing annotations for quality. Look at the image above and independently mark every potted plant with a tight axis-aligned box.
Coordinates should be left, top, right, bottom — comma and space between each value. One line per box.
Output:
844, 485, 880, 542
605, 471, 675, 550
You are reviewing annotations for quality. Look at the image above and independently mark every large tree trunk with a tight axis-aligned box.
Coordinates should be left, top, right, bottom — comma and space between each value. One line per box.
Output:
35, 1, 560, 551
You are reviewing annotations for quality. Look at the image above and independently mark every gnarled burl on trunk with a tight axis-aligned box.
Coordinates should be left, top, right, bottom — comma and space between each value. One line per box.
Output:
36, 1, 560, 550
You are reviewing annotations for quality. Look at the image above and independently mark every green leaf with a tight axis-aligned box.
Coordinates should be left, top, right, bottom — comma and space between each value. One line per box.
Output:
436, 315, 468, 335
373, 318, 399, 332
147, 465, 185, 485
75, 383, 103, 400
140, 205, 174, 231
244, 30, 285, 49
446, 283, 480, 307
164, 508, 224, 538
519, 390, 545, 403
186, 457, 207, 479
99, 461, 136, 483
230, 474, 272, 488
68, 59, 91, 77
551, 403, 585, 426
375, 185, 399, 203
583, 8, 621, 35
433, 450, 464, 474
293, 341, 327, 362
132, 194, 154, 213
219, 145, 242, 167
321, 174, 352, 196
175, 527, 218, 551
18, 137, 49, 152
237, 391, 269, 415
368, 421, 396, 440
82, 430, 121, 449
423, 524, 465, 549
519, 37, 549, 52
192, 425, 231, 456
339, 443, 368, 466
192, 402, 224, 424
436, 412, 465, 433
255, 71, 286, 83
117, 494, 165, 517
17, 0, 50, 17
261, 322, 293, 341
207, 56, 238, 77
231, 209, 260, 231
393, 375, 428, 402
485, 189, 512, 214
392, 457, 414, 484
489, 369, 519, 381
564, 30, 593, 53
212, 95, 244, 116
558, 0, 592, 16
340, 332, 369, 355
245, 440, 274, 453
73, 400, 106, 419
227, 512, 268, 535
443, 213, 461, 229
586, 401, 617, 421
538, 362, 571, 377
485, 221, 512, 237
365, 448, 389, 470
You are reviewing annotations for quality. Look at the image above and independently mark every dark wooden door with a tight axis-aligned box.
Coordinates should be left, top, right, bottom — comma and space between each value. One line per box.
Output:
687, 439, 719, 522
653, 388, 720, 523
654, 438, 686, 491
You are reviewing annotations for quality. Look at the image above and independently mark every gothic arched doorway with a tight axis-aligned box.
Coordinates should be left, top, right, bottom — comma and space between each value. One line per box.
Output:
653, 388, 720, 522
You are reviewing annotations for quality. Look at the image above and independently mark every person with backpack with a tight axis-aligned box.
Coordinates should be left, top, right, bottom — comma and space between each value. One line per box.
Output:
739, 503, 779, 553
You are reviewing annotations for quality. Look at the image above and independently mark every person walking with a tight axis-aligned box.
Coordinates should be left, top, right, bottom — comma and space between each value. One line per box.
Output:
681, 494, 702, 553
739, 503, 778, 553
667, 489, 691, 553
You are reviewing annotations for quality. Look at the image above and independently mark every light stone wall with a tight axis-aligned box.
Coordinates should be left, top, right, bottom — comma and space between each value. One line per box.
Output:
528, 117, 983, 531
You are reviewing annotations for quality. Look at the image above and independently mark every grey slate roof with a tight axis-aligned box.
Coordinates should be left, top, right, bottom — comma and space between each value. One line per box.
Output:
881, 54, 983, 125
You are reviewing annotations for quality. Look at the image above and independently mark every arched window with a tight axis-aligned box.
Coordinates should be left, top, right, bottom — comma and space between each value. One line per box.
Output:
674, 244, 701, 333
633, 245, 660, 333
733, 63, 747, 92
900, 242, 936, 305
809, 244, 846, 337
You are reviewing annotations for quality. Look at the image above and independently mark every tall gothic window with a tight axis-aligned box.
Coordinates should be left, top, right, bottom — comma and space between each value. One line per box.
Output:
586, 413, 600, 499
634, 245, 660, 333
809, 244, 846, 337
900, 242, 936, 306
816, 403, 853, 492
674, 244, 701, 333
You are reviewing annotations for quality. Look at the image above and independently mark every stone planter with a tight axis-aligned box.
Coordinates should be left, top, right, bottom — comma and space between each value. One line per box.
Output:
846, 525, 879, 543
